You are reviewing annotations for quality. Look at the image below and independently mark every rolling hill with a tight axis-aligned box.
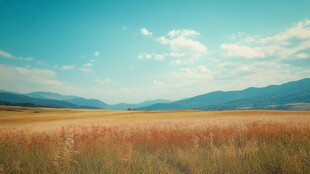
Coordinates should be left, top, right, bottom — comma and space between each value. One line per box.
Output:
0, 91, 169, 110
26, 92, 109, 108
140, 78, 310, 110
0, 92, 79, 108
108, 99, 172, 110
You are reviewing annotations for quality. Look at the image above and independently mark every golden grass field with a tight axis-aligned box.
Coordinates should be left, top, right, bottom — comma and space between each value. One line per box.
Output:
0, 105, 309, 173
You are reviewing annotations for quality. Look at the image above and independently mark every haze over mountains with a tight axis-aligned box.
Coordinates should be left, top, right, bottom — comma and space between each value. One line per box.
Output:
141, 78, 310, 111
0, 90, 172, 110
0, 78, 310, 111
26, 92, 110, 109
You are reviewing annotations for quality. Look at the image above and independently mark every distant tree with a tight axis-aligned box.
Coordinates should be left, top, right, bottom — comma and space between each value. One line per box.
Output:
127, 108, 137, 111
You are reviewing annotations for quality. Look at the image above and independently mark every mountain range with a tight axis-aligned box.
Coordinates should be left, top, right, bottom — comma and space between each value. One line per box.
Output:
108, 99, 171, 110
0, 90, 171, 110
0, 78, 309, 110
26, 92, 109, 109
140, 78, 310, 110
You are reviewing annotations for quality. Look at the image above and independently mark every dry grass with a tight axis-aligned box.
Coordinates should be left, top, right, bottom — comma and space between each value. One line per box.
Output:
0, 106, 309, 173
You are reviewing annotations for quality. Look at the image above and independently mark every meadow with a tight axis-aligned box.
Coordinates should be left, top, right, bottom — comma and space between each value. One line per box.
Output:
0, 106, 309, 174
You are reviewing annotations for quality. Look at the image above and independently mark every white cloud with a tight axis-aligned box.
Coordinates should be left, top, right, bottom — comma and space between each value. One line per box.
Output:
0, 64, 118, 103
0, 49, 36, 62
80, 63, 92, 72
211, 58, 310, 87
235, 65, 252, 73
153, 54, 165, 60
137, 52, 165, 60
20, 57, 33, 61
94, 51, 100, 57
171, 60, 182, 65
139, 29, 207, 64
198, 65, 208, 72
36, 60, 45, 65
80, 51, 100, 72
137, 52, 152, 60
158, 29, 207, 62
260, 19, 310, 44
144, 65, 215, 99
95, 78, 113, 84
160, 58, 310, 102
0, 64, 129, 104
296, 53, 308, 59
223, 61, 309, 89
244, 36, 256, 43
0, 64, 64, 92
61, 64, 76, 70
140, 27, 153, 36
0, 50, 14, 58
220, 44, 265, 58
221, 19, 310, 59
168, 29, 200, 38
153, 80, 163, 85
169, 65, 213, 81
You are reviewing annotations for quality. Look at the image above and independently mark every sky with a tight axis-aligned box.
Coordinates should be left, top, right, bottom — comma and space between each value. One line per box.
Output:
0, 0, 310, 104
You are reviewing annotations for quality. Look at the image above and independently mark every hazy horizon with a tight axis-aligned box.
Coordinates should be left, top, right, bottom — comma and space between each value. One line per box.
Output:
0, 0, 310, 104
1, 77, 309, 105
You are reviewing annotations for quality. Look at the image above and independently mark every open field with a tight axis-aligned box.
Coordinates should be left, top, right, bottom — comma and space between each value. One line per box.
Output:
0, 106, 310, 173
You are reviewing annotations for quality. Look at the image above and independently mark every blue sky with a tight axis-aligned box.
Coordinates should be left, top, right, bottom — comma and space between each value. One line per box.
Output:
0, 0, 310, 104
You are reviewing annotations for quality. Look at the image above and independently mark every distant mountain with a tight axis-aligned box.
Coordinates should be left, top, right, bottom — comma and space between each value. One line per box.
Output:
65, 97, 109, 108
140, 78, 310, 111
0, 89, 20, 95
0, 92, 79, 108
26, 92, 109, 109
26, 92, 76, 100
108, 99, 171, 110
0, 90, 169, 110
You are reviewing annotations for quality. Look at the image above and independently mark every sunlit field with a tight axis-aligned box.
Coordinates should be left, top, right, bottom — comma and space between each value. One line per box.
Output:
0, 106, 309, 173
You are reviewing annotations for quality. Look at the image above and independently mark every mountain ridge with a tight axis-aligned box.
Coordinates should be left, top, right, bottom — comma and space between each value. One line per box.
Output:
140, 78, 310, 110
108, 99, 172, 110
26, 92, 109, 109
0, 92, 79, 108
0, 91, 171, 110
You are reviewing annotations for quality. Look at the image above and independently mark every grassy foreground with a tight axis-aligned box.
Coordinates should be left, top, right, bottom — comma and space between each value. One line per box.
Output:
0, 106, 309, 173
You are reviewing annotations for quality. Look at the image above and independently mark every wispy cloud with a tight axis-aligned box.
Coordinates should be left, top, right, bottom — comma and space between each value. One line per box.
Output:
61, 64, 76, 70
0, 49, 35, 62
79, 51, 100, 72
95, 78, 113, 84
220, 44, 265, 58
296, 53, 308, 59
0, 64, 64, 92
20, 57, 33, 61
94, 51, 100, 57
0, 50, 14, 58
153, 80, 163, 85
169, 65, 213, 82
80, 63, 92, 72
137, 52, 165, 60
36, 60, 45, 65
